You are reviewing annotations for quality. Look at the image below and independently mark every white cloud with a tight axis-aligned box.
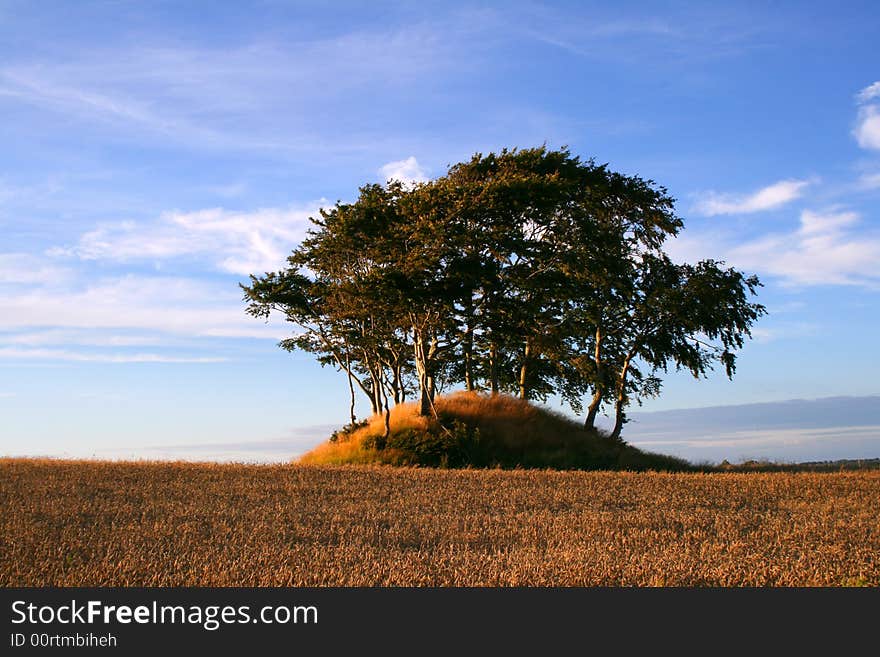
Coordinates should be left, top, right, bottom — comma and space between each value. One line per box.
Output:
729, 209, 880, 287
0, 347, 226, 363
0, 270, 290, 364
662, 231, 725, 264
378, 156, 429, 186
798, 209, 859, 234
854, 105, 880, 150
53, 204, 321, 275
1, 329, 165, 347
857, 81, 880, 103
854, 82, 880, 151
1, 201, 307, 365
0, 253, 71, 284
692, 179, 810, 216
0, 275, 282, 337
667, 208, 880, 287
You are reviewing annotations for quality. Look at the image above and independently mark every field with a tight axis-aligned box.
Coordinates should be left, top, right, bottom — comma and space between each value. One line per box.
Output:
2, 458, 878, 586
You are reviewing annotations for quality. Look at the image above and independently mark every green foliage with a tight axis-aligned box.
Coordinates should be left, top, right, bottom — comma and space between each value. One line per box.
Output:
243, 146, 765, 444
329, 419, 370, 443
371, 421, 483, 468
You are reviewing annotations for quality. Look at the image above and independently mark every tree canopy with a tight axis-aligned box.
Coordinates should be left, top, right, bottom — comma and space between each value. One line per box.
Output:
242, 146, 765, 441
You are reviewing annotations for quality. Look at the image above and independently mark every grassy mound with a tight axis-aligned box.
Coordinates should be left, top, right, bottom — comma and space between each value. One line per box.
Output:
298, 391, 692, 471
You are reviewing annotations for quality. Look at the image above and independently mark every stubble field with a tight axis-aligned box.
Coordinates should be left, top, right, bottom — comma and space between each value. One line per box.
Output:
1, 458, 878, 586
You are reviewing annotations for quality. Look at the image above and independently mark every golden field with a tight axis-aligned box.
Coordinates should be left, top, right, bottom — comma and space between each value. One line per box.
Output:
1, 458, 878, 586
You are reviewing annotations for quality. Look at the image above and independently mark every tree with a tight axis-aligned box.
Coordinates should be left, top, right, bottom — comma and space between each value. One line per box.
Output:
242, 146, 765, 441
582, 252, 765, 440
242, 183, 414, 437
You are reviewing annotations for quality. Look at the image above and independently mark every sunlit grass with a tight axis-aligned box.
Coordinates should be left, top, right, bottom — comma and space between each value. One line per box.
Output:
2, 458, 878, 586
300, 391, 691, 471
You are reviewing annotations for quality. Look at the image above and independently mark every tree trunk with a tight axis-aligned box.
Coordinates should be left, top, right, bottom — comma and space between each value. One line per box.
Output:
345, 353, 356, 425
584, 390, 602, 430
395, 363, 405, 403
362, 352, 383, 416
419, 380, 432, 416
378, 372, 391, 450
518, 340, 531, 400
609, 354, 633, 442
371, 373, 383, 416
325, 335, 375, 420
387, 356, 402, 406
489, 342, 499, 394
414, 332, 432, 416
584, 326, 603, 429
463, 300, 474, 392
610, 399, 626, 442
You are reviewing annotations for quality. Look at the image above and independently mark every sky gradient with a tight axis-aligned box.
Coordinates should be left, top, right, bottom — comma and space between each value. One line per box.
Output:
2, 1, 879, 463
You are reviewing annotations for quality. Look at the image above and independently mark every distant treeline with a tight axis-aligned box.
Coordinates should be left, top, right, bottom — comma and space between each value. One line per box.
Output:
719, 458, 880, 472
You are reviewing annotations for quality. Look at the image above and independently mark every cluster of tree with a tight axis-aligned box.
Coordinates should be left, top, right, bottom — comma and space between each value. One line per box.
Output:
242, 147, 765, 443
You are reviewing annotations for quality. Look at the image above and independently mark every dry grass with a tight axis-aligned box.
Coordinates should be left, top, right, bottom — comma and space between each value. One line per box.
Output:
2, 458, 878, 586
300, 391, 691, 470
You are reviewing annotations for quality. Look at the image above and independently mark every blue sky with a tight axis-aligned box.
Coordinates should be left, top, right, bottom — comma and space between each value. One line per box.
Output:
2, 1, 879, 463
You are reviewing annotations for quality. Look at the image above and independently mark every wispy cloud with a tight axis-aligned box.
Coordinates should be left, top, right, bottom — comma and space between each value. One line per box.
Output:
854, 81, 880, 150
0, 10, 763, 160
729, 208, 880, 286
52, 204, 321, 275
2, 197, 320, 365
857, 172, 880, 189
2, 329, 166, 347
512, 4, 766, 65
523, 19, 680, 59
0, 272, 288, 365
0, 69, 177, 132
378, 156, 429, 186
667, 208, 880, 287
857, 81, 880, 103
0, 27, 463, 153
749, 322, 817, 343
0, 274, 283, 337
0, 253, 71, 285
0, 347, 226, 363
692, 179, 811, 216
